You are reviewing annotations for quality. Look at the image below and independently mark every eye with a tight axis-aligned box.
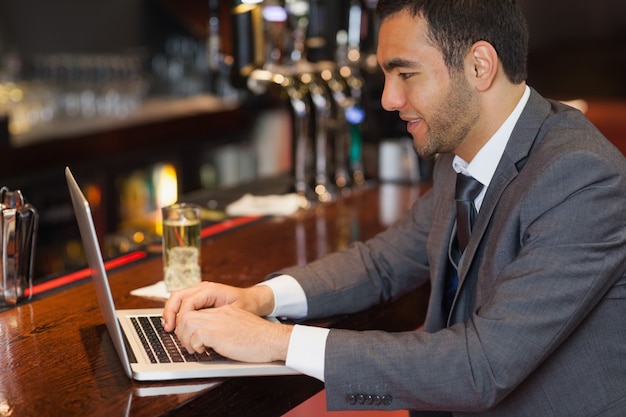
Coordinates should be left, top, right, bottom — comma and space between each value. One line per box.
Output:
399, 72, 414, 80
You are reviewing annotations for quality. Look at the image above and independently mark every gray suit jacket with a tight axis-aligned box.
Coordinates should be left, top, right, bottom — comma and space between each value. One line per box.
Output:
279, 89, 626, 416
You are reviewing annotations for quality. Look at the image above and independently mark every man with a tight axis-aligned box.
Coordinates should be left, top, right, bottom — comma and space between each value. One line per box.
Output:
163, 1, 626, 415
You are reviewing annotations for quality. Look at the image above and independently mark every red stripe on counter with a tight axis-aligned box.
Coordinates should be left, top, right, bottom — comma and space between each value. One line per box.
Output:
26, 251, 147, 297
27, 215, 263, 297
200, 215, 261, 239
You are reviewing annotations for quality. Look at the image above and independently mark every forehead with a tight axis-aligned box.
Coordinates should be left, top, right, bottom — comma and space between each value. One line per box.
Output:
376, 10, 439, 71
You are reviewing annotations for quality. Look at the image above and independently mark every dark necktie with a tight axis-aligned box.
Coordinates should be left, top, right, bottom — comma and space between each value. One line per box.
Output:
444, 173, 483, 316
455, 173, 483, 255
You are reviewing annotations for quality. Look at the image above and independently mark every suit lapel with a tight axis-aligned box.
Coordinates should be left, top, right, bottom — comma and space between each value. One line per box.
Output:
452, 89, 553, 314
423, 154, 458, 329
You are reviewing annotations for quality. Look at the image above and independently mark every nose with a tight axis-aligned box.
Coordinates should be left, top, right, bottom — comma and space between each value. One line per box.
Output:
380, 78, 404, 112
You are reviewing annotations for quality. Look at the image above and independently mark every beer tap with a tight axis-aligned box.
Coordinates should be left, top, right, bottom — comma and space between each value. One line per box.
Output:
230, 0, 265, 89
323, 32, 355, 190
303, 71, 335, 202
286, 0, 336, 203
309, 16, 367, 191
207, 0, 221, 94
340, 0, 367, 186
246, 67, 316, 203
342, 65, 366, 186
243, 0, 361, 203
247, 0, 318, 205
284, 75, 314, 200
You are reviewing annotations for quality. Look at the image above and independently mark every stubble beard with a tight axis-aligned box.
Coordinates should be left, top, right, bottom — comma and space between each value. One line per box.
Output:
412, 73, 481, 159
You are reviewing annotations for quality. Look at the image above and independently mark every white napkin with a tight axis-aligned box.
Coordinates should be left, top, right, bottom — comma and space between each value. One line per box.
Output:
225, 193, 305, 217
130, 280, 170, 301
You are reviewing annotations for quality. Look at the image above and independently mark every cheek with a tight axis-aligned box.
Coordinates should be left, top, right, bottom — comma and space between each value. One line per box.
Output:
406, 81, 439, 113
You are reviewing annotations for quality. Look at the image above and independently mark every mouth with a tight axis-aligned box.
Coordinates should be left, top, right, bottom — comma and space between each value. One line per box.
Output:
400, 114, 423, 133
400, 113, 422, 122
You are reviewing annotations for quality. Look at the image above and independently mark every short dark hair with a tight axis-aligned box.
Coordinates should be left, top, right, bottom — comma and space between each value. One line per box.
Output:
375, 0, 528, 83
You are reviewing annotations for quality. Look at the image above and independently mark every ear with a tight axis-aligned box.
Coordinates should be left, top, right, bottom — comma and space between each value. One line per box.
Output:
466, 41, 498, 92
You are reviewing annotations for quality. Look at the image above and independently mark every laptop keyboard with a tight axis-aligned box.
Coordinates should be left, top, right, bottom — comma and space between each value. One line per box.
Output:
131, 316, 227, 364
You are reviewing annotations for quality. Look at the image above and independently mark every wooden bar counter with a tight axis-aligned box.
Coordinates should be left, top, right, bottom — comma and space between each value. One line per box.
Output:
0, 182, 431, 417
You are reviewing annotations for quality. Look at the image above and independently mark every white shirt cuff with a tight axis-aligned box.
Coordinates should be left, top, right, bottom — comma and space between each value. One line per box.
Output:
257, 274, 308, 319
286, 324, 329, 382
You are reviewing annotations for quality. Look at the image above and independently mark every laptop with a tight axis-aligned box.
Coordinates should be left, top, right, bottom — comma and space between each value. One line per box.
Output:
65, 166, 299, 381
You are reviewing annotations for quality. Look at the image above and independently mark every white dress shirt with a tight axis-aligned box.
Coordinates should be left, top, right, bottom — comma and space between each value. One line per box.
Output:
261, 86, 531, 382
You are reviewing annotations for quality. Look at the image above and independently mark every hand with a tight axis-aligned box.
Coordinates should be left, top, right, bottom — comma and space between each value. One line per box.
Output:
161, 281, 291, 363
173, 304, 293, 363
162, 281, 275, 332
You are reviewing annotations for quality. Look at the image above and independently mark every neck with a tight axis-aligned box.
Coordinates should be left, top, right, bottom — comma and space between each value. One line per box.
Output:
455, 81, 526, 162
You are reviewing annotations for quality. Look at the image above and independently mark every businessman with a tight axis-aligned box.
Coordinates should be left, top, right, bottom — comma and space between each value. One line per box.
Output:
163, 1, 626, 415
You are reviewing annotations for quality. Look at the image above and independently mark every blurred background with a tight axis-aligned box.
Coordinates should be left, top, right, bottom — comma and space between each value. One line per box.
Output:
2, 0, 624, 98
0, 0, 624, 282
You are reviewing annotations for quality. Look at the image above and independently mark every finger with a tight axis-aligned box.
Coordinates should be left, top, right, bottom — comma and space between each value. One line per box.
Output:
190, 336, 206, 354
162, 291, 184, 331
174, 310, 211, 353
162, 282, 212, 331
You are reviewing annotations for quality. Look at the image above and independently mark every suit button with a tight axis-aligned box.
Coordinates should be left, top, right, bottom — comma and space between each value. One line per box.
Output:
382, 394, 393, 405
365, 395, 374, 405
356, 394, 365, 404
373, 395, 383, 405
346, 394, 357, 405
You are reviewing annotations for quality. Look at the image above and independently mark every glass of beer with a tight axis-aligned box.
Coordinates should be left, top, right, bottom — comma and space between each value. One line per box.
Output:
161, 203, 202, 292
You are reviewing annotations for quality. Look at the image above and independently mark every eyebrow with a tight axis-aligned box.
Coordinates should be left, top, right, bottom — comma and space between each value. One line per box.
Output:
381, 57, 421, 73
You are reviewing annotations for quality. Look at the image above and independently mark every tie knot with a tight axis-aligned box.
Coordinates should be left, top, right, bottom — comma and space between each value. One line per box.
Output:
455, 173, 483, 202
